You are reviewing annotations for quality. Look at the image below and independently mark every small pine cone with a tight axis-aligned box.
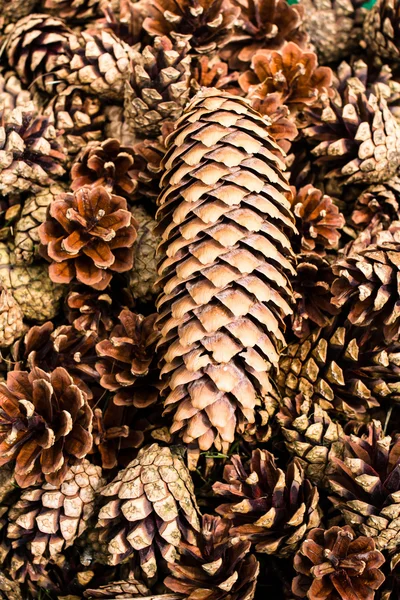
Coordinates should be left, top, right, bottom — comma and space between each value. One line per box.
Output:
66, 288, 114, 335
8, 460, 105, 565
71, 139, 137, 199
291, 185, 345, 254
299, 0, 366, 64
5, 14, 72, 93
165, 515, 259, 600
84, 574, 151, 599
239, 43, 333, 119
129, 206, 162, 304
291, 253, 339, 340
191, 56, 240, 96
277, 395, 344, 485
329, 420, 400, 553
363, 0, 400, 65
156, 89, 296, 466
142, 0, 240, 55
0, 366, 93, 487
43, 88, 106, 166
96, 443, 201, 581
0, 105, 65, 197
95, 310, 160, 407
292, 526, 385, 599
332, 225, 400, 342
39, 186, 137, 291
303, 60, 400, 186
349, 179, 400, 233
0, 288, 25, 348
0, 72, 32, 114
43, 0, 101, 22
13, 183, 67, 265
124, 37, 191, 138
0, 242, 65, 322
212, 449, 321, 558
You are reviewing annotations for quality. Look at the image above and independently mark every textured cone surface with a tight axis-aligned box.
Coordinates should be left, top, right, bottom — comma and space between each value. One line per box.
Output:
7, 460, 104, 564
96, 443, 201, 580
0, 72, 32, 114
212, 449, 321, 557
0, 289, 25, 348
129, 205, 162, 303
0, 366, 93, 487
0, 0, 38, 32
329, 420, 400, 553
277, 394, 344, 485
124, 36, 191, 138
43, 0, 101, 21
156, 89, 296, 465
66, 288, 114, 335
363, 0, 400, 63
165, 514, 259, 600
0, 242, 65, 322
39, 185, 137, 291
84, 574, 151, 598
292, 525, 385, 599
349, 179, 400, 233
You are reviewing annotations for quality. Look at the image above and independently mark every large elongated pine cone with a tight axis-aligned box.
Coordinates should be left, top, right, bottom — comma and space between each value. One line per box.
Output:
0, 367, 93, 488
95, 443, 201, 581
329, 420, 400, 553
164, 514, 259, 600
156, 89, 297, 468
7, 460, 104, 566
212, 449, 321, 557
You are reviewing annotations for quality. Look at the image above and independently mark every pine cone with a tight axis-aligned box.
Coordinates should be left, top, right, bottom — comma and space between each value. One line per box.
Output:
96, 0, 146, 46
191, 56, 240, 95
0, 72, 32, 114
299, 0, 366, 64
0, 105, 65, 196
43, 0, 101, 22
303, 61, 400, 186
164, 514, 259, 600
39, 186, 137, 291
0, 289, 25, 348
96, 443, 201, 580
292, 525, 385, 599
124, 37, 191, 138
331, 225, 400, 342
277, 395, 344, 485
363, 0, 400, 65
0, 242, 65, 322
13, 183, 67, 265
8, 460, 104, 565
129, 206, 162, 304
131, 136, 168, 204
84, 574, 152, 599
71, 138, 138, 199
95, 310, 160, 407
239, 43, 333, 119
0, 366, 93, 487
212, 449, 321, 557
328, 420, 400, 553
156, 89, 296, 467
142, 0, 240, 55
349, 179, 400, 233
66, 289, 114, 335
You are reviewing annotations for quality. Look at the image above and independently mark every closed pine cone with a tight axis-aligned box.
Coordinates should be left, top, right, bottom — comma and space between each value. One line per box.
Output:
129, 205, 162, 304
156, 88, 297, 468
0, 289, 25, 348
363, 0, 400, 65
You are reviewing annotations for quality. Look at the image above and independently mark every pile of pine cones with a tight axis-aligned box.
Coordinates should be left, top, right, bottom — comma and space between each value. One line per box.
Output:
2, 0, 400, 598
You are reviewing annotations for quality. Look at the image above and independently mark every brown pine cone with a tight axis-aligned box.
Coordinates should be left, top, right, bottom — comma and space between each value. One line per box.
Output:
7, 460, 105, 565
95, 310, 160, 407
363, 0, 400, 64
191, 56, 240, 96
0, 366, 93, 487
84, 574, 152, 599
0, 72, 32, 114
131, 135, 169, 204
124, 36, 191, 138
0, 105, 65, 197
39, 186, 137, 291
96, 443, 201, 581
239, 43, 333, 119
66, 288, 114, 335
95, 0, 146, 46
43, 0, 101, 22
303, 60, 400, 186
277, 394, 344, 485
349, 179, 400, 233
142, 0, 240, 55
212, 449, 321, 557
164, 514, 259, 600
292, 526, 385, 599
156, 88, 296, 467
0, 289, 25, 348
129, 206, 162, 304
71, 139, 137, 199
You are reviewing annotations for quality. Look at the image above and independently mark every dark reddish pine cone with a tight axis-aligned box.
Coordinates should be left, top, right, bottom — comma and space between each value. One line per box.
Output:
95, 310, 160, 407
239, 43, 333, 119
191, 56, 241, 95
212, 449, 321, 557
39, 186, 137, 291
65, 288, 114, 335
164, 514, 259, 600
292, 525, 385, 599
0, 367, 93, 488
